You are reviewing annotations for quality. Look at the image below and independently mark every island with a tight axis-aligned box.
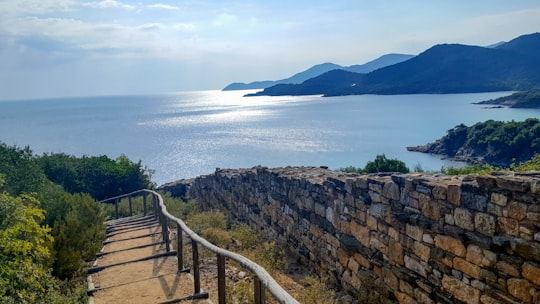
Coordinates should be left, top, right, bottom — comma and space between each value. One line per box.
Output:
475, 90, 540, 108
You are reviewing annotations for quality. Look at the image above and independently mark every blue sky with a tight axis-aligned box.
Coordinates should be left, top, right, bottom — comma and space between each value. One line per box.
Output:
1, 0, 539, 100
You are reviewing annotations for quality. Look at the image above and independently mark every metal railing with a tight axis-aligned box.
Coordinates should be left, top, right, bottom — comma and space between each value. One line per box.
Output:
99, 189, 300, 304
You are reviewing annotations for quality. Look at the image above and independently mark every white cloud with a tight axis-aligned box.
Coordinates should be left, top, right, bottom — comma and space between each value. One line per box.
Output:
82, 0, 135, 10
147, 4, 180, 11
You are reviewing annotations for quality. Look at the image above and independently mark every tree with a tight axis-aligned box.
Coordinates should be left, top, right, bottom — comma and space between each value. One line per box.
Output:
363, 154, 410, 173
0, 191, 53, 303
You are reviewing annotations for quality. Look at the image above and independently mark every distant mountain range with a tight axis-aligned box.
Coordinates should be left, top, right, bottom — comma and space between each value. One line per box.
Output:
247, 32, 540, 97
222, 54, 414, 91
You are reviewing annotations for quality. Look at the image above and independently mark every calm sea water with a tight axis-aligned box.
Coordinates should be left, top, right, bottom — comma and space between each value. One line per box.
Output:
1, 90, 539, 185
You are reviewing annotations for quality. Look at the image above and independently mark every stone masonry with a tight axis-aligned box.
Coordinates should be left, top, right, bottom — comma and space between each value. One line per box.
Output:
165, 166, 540, 303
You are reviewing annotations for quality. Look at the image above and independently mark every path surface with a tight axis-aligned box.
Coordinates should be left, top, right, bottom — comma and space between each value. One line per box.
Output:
88, 215, 212, 304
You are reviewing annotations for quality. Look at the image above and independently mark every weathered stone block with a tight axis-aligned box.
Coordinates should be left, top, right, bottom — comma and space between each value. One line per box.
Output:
423, 233, 434, 244
479, 294, 504, 304
353, 252, 371, 269
347, 256, 360, 273
383, 181, 400, 200
419, 194, 441, 220
455, 208, 475, 231
505, 201, 527, 220
435, 235, 466, 257
432, 185, 447, 200
496, 176, 530, 193
474, 212, 496, 236
454, 257, 482, 279
491, 192, 508, 206
442, 275, 480, 304
389, 238, 405, 266
466, 244, 497, 267
405, 255, 427, 277
413, 241, 431, 262
507, 278, 533, 303
406, 224, 423, 242
461, 183, 488, 212
395, 291, 417, 304
498, 217, 519, 236
476, 175, 497, 188
447, 184, 461, 206
522, 262, 540, 286
514, 240, 540, 262
383, 266, 399, 291
496, 261, 521, 278
414, 288, 434, 304
350, 220, 370, 247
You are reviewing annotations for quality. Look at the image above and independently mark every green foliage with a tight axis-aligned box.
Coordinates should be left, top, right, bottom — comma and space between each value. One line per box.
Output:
39, 153, 154, 200
201, 227, 231, 247
363, 154, 410, 173
510, 153, 540, 171
35, 182, 106, 279
226, 279, 254, 304
299, 276, 337, 304
186, 211, 228, 233
340, 154, 410, 174
441, 164, 499, 175
161, 192, 197, 220
0, 192, 52, 303
231, 223, 259, 250
0, 143, 46, 195
249, 242, 287, 275
439, 118, 540, 166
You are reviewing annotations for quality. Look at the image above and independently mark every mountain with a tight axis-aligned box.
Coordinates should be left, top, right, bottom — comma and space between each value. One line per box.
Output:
222, 54, 414, 91
345, 53, 415, 73
251, 32, 540, 97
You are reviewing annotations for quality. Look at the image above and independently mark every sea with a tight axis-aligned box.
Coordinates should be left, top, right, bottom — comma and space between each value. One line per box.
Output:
1, 90, 539, 185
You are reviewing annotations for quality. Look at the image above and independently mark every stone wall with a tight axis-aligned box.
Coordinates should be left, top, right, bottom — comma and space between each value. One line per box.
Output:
173, 166, 540, 303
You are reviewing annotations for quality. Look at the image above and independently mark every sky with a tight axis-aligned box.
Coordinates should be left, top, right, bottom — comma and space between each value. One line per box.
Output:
1, 0, 539, 100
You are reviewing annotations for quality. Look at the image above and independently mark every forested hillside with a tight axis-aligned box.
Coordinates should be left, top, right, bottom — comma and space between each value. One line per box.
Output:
0, 142, 153, 303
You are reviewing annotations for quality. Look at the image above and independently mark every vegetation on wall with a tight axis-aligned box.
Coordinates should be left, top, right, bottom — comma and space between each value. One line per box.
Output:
341, 154, 410, 174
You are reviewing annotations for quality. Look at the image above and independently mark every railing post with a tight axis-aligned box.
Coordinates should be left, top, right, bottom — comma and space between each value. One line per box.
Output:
177, 224, 184, 272
143, 193, 147, 216
217, 254, 226, 304
192, 239, 201, 294
254, 277, 265, 304
160, 213, 170, 252
128, 196, 133, 216
114, 198, 119, 219
153, 194, 159, 219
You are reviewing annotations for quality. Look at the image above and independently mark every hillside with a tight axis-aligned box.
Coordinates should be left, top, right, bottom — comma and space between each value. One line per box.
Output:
476, 90, 540, 108
223, 53, 413, 91
251, 32, 540, 97
407, 118, 540, 166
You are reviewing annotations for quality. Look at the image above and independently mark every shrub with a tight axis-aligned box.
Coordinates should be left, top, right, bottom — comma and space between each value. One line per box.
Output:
186, 211, 227, 233
231, 223, 259, 250
364, 154, 410, 173
300, 275, 337, 304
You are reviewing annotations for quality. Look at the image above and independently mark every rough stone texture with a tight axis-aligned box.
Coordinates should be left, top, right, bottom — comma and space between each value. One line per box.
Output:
162, 167, 540, 304
442, 275, 480, 304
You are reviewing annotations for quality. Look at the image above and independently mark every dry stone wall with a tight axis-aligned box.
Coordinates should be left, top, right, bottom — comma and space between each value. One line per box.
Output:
178, 166, 540, 304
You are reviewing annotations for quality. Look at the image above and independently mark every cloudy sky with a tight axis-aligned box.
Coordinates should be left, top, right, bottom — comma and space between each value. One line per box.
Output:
1, 0, 539, 100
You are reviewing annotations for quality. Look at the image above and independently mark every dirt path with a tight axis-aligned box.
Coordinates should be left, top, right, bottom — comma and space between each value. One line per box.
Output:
88, 216, 213, 304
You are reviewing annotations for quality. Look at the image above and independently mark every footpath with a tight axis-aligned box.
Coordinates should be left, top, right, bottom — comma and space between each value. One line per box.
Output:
87, 215, 212, 304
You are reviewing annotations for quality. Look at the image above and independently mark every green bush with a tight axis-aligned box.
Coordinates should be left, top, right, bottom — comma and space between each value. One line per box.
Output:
186, 211, 228, 233
300, 275, 337, 304
231, 223, 259, 250
364, 154, 410, 173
